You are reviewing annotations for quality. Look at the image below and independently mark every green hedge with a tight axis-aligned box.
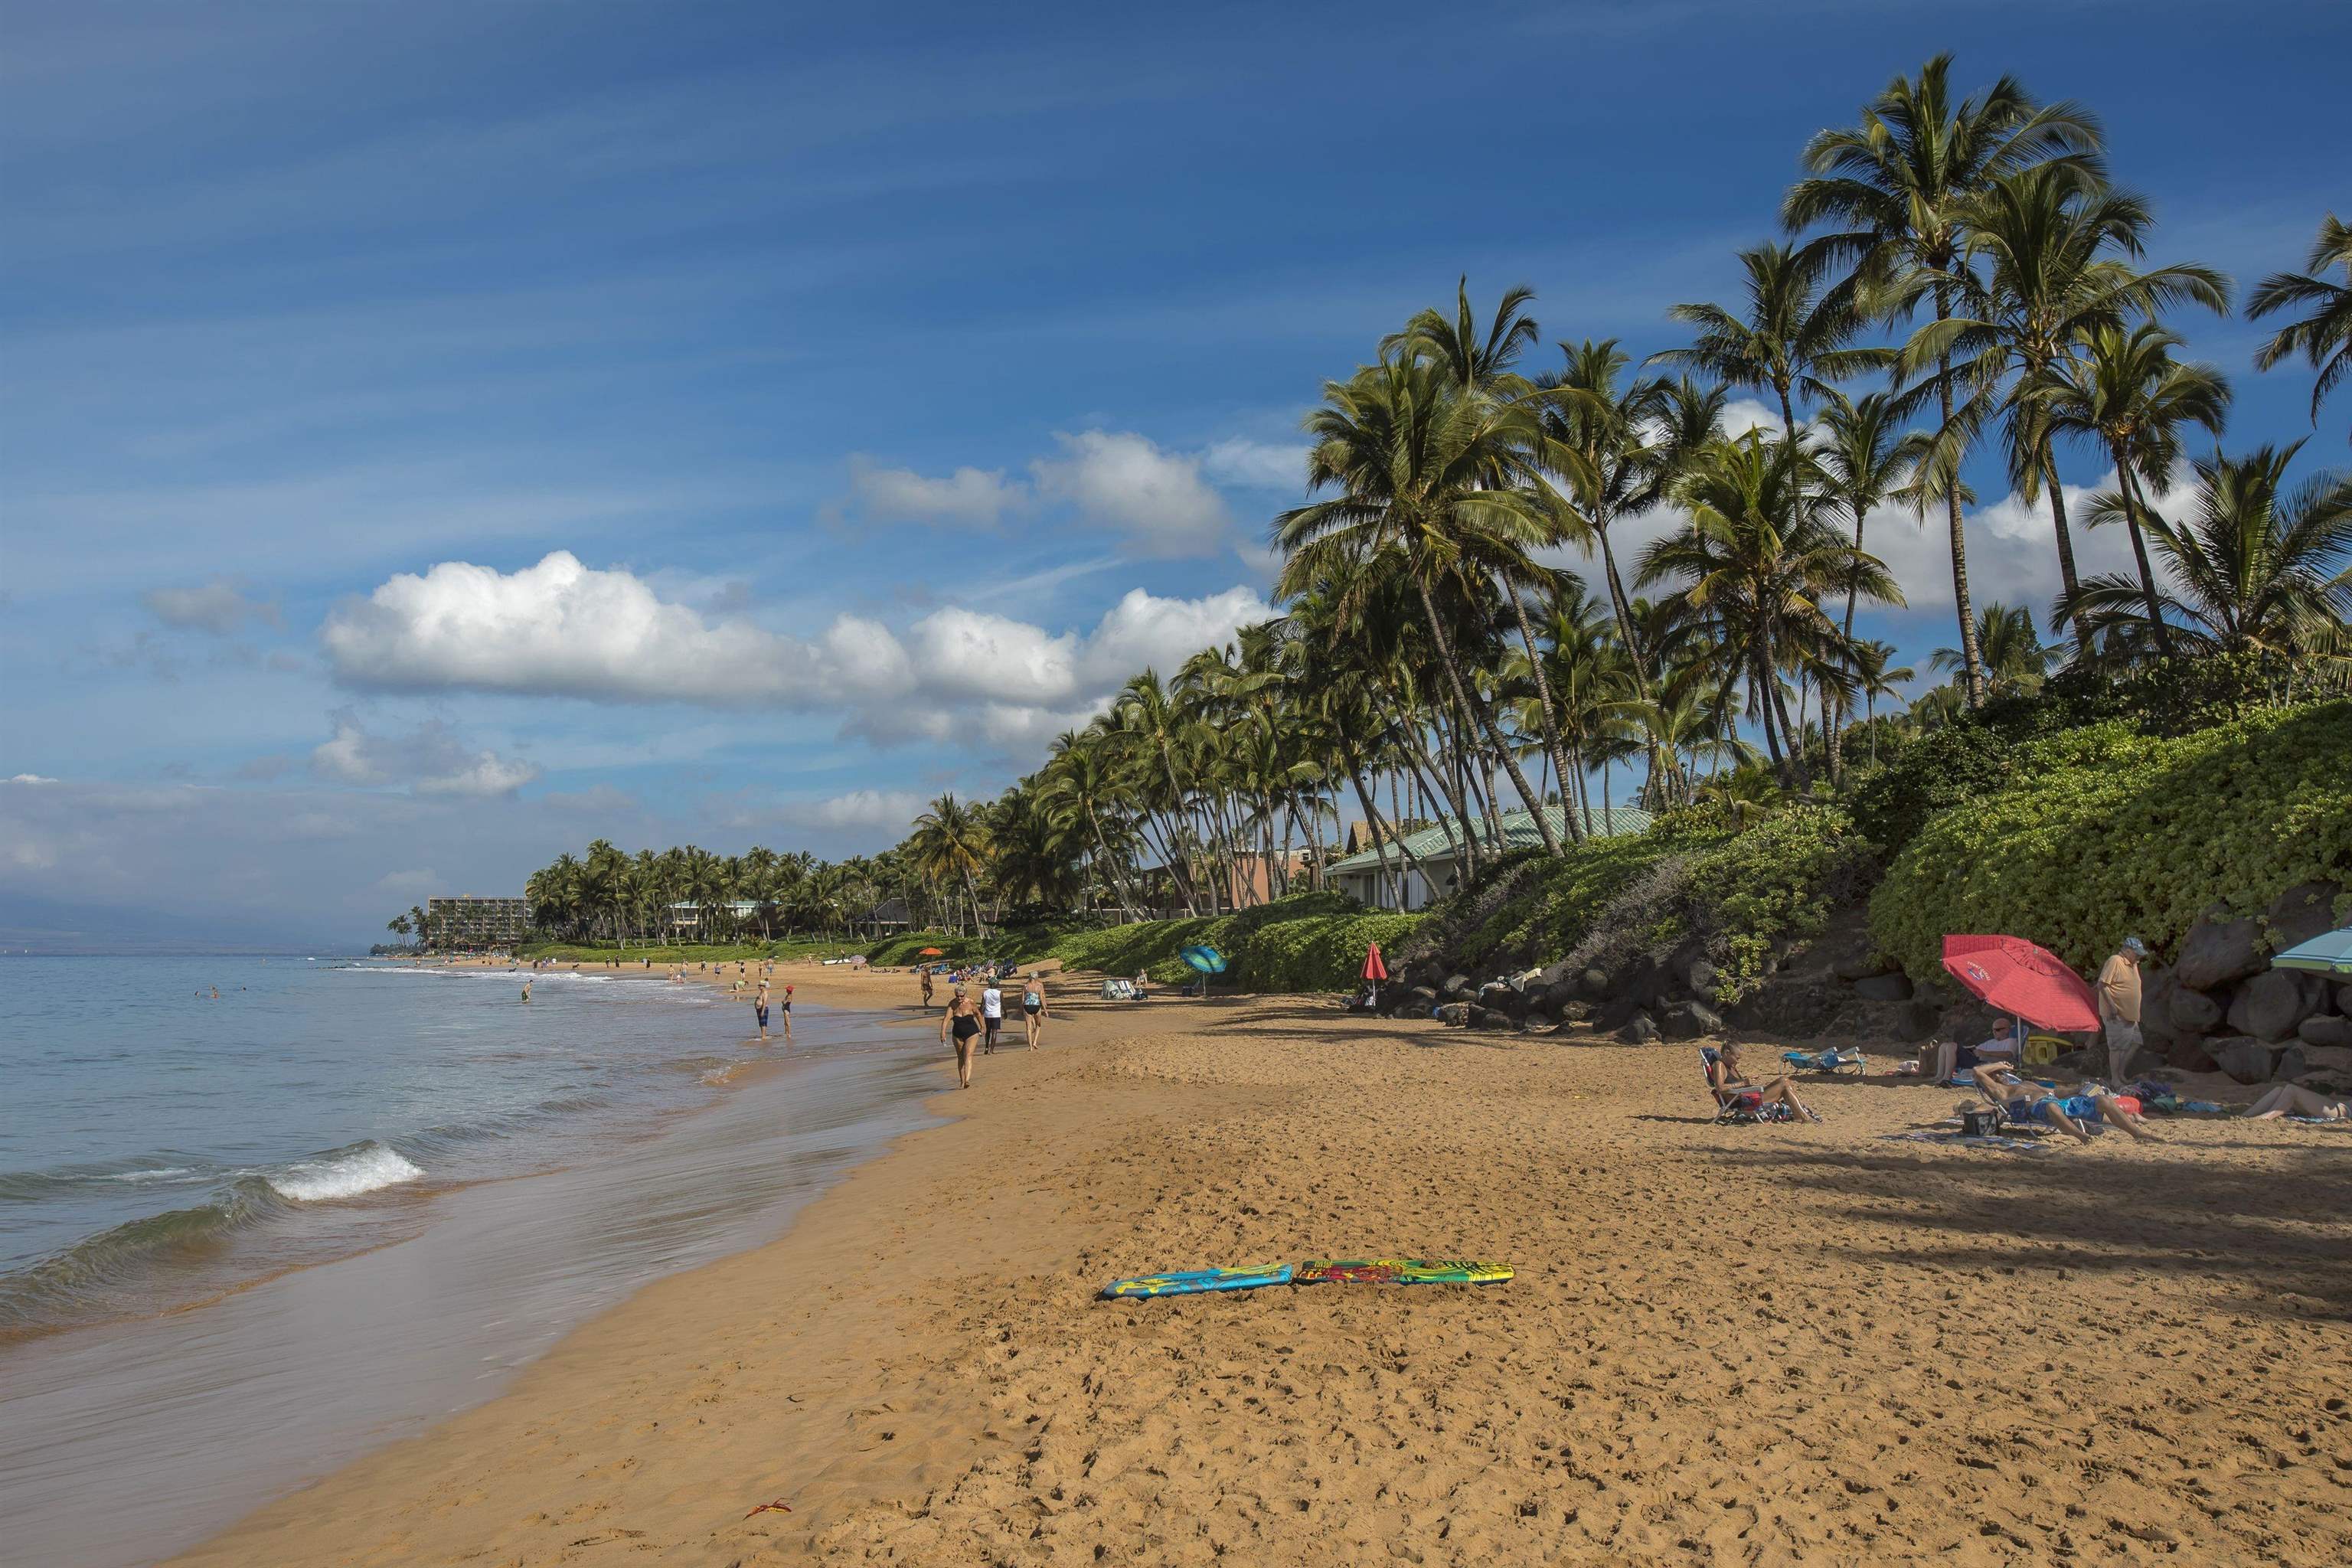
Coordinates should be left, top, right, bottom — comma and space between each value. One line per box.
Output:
1868, 701, 2352, 983
1681, 804, 1874, 1000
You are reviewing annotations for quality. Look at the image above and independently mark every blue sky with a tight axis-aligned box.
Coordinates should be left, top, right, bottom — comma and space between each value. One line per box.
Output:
2, 0, 2346, 946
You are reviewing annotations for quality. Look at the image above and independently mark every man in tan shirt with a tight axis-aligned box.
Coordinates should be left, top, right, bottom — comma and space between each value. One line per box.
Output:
2096, 936, 2149, 1083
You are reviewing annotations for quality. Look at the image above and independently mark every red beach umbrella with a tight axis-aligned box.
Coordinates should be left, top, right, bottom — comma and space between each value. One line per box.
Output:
1939, 934, 2099, 1032
1362, 942, 1389, 982
917, 947, 944, 957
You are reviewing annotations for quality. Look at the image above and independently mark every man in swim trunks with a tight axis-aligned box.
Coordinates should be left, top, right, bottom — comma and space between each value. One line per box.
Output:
1022, 972, 1047, 1050
1968, 1063, 2162, 1142
754, 978, 770, 1041
980, 979, 1004, 1054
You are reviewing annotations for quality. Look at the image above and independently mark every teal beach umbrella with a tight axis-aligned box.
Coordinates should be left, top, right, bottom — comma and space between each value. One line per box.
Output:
2270, 928, 2352, 976
1180, 945, 1227, 974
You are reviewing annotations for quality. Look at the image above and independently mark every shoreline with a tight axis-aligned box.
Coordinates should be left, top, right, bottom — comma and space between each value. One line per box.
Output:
2, 967, 943, 1568
161, 965, 2352, 1566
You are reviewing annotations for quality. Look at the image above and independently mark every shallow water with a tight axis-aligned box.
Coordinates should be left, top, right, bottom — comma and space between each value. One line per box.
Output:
0, 956, 942, 1568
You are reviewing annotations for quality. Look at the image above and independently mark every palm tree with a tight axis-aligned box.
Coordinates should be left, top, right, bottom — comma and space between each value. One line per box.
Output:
1651, 240, 1890, 435
1383, 276, 1541, 396
1812, 389, 1931, 759
2065, 445, 2352, 665
1930, 602, 2055, 694
1639, 432, 1902, 784
1276, 354, 1566, 854
2034, 322, 2232, 657
1850, 639, 1915, 767
1785, 52, 2104, 704
910, 794, 991, 933
1921, 165, 2230, 648
2249, 214, 2352, 446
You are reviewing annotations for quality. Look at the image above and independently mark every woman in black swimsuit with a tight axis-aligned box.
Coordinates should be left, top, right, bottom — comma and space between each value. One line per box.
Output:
941, 988, 980, 1089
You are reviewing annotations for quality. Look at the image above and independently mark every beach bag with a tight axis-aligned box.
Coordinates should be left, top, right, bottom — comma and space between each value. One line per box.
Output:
1958, 1109, 2000, 1138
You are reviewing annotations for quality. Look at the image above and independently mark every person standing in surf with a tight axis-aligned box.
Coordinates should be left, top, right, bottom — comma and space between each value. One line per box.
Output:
941, 987, 980, 1089
753, 977, 770, 1042
777, 984, 794, 1046
521, 978, 532, 1003
1022, 972, 1047, 1050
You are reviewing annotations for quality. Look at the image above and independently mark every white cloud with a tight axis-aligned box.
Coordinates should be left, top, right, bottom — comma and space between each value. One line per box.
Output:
309, 714, 539, 798
1031, 430, 1231, 557
6, 773, 61, 786
322, 551, 811, 701
838, 455, 1027, 528
793, 788, 930, 831
1201, 437, 1312, 491
1720, 398, 1786, 440
142, 577, 280, 635
322, 552, 1271, 764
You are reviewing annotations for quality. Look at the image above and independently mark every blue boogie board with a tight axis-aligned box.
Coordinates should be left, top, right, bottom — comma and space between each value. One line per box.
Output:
1101, 1263, 1293, 1299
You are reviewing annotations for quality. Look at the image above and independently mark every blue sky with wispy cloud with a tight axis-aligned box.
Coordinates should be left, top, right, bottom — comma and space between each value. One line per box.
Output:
3, 0, 2345, 946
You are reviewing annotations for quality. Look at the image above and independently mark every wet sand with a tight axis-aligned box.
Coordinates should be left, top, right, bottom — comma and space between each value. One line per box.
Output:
170, 963, 2352, 1566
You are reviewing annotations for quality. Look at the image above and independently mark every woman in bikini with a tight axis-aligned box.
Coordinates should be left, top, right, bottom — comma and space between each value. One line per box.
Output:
941, 987, 980, 1089
1709, 1043, 1821, 1122
1022, 972, 1047, 1050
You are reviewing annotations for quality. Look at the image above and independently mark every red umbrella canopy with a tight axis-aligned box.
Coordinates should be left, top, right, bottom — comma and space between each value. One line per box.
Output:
917, 947, 944, 957
1939, 934, 2100, 1031
1362, 942, 1389, 982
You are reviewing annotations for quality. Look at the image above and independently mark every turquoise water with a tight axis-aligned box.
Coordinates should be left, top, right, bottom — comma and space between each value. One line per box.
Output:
0, 956, 942, 1567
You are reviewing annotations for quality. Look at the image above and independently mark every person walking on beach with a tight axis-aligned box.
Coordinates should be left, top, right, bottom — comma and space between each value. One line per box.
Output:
920, 967, 935, 1008
980, 978, 1004, 1055
2097, 937, 2148, 1084
753, 978, 770, 1042
941, 987, 980, 1089
1022, 972, 1047, 1049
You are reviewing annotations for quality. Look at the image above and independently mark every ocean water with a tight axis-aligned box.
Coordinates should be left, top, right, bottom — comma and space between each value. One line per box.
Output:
0, 955, 942, 1568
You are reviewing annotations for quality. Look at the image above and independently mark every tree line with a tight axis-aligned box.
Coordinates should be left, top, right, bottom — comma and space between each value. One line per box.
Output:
475, 56, 2347, 945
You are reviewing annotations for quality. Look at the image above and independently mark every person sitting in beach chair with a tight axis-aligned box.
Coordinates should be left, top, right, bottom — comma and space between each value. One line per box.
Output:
1910, 1015, 2024, 1084
1704, 1044, 1820, 1123
1967, 1063, 2163, 1144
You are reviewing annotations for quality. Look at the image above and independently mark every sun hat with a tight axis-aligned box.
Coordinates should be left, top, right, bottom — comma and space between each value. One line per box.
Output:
2121, 936, 2149, 957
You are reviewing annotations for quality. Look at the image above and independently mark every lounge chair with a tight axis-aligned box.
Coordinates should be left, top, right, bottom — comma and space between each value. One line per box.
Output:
1702, 1047, 1797, 1124
1782, 1046, 1867, 1076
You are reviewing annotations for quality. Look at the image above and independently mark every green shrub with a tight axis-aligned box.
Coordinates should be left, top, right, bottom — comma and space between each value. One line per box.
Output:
1681, 804, 1873, 1001
1868, 701, 2352, 983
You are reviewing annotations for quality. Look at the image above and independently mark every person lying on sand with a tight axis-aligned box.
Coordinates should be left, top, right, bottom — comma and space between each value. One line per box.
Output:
2241, 1084, 2348, 1120
1709, 1044, 1821, 1122
1968, 1064, 2163, 1143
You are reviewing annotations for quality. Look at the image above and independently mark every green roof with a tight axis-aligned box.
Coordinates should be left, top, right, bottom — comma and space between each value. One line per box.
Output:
1325, 805, 1654, 875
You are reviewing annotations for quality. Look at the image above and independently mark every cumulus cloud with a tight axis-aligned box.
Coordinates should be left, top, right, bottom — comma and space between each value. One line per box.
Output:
1201, 437, 1312, 491
309, 714, 539, 797
1031, 430, 1232, 557
789, 788, 931, 831
836, 455, 1026, 528
322, 552, 1270, 749
322, 551, 810, 701
7, 773, 61, 786
142, 577, 281, 635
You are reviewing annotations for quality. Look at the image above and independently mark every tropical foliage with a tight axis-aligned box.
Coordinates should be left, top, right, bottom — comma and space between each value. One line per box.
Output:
458, 57, 2346, 969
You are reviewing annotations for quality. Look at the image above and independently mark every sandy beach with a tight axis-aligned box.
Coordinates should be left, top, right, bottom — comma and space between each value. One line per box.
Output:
165, 960, 2352, 1566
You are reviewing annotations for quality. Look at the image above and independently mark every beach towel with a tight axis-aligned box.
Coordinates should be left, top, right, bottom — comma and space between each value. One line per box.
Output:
2285, 1116, 2352, 1127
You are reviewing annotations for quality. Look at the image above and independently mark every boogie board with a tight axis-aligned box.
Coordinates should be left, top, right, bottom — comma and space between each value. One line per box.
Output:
1295, 1258, 1514, 1285
1101, 1263, 1294, 1299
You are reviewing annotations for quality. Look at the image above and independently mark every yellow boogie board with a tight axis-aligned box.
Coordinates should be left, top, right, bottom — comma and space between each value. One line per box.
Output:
1296, 1259, 1512, 1285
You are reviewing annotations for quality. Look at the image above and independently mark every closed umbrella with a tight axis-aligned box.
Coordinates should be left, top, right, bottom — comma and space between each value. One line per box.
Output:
1362, 941, 1388, 1008
1939, 934, 2100, 1032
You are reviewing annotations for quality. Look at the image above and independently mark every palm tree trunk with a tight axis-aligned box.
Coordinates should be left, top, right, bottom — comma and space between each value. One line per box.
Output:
2112, 457, 2177, 659
2042, 448, 2089, 657
1505, 593, 1583, 844
1406, 580, 1561, 854
1935, 283, 1988, 707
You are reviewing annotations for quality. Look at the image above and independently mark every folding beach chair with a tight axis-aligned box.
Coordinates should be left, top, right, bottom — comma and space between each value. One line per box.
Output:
1782, 1046, 1867, 1076
1702, 1047, 1795, 1124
